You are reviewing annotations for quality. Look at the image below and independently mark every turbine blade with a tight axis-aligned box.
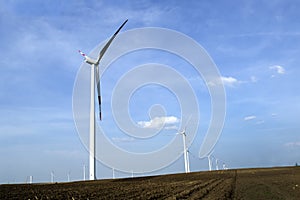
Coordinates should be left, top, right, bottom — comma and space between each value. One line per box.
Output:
96, 19, 128, 64
184, 115, 192, 130
78, 50, 86, 57
95, 65, 102, 120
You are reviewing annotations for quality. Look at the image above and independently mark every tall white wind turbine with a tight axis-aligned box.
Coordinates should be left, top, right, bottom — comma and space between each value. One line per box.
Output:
79, 19, 128, 180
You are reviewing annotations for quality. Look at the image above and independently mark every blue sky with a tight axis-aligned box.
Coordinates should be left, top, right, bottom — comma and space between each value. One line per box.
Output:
1, 0, 300, 183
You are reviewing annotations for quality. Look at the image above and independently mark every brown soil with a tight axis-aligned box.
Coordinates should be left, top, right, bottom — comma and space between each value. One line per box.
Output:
1, 166, 299, 200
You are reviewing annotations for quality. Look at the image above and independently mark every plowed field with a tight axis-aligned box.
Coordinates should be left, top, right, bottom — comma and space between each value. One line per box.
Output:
1, 166, 299, 199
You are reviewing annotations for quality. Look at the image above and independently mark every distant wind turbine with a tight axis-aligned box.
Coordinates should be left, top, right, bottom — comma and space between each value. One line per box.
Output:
178, 127, 190, 173
207, 154, 212, 171
215, 158, 219, 170
79, 19, 128, 180
207, 150, 214, 171
26, 176, 33, 184
177, 117, 192, 173
67, 171, 70, 182
51, 171, 54, 183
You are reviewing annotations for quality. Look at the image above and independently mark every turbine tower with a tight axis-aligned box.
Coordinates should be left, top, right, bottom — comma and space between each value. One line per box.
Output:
50, 171, 54, 183
207, 154, 212, 171
79, 19, 128, 180
83, 164, 86, 181
67, 171, 71, 182
112, 168, 115, 179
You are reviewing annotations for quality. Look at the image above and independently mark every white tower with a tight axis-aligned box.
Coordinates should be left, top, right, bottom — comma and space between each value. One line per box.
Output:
89, 64, 96, 180
83, 164, 86, 181
207, 155, 212, 171
51, 171, 54, 183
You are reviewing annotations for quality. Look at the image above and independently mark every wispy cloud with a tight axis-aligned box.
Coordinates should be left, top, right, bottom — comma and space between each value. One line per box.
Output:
244, 115, 256, 121
256, 120, 265, 125
137, 116, 179, 130
271, 113, 278, 118
284, 142, 300, 148
269, 65, 285, 75
250, 76, 258, 83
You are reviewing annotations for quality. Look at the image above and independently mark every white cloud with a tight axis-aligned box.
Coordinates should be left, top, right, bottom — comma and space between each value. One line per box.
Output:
221, 76, 239, 87
270, 65, 285, 74
137, 116, 179, 129
244, 115, 256, 121
208, 76, 240, 87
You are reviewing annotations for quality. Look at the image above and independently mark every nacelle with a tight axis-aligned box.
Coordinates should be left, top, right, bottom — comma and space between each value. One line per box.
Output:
85, 56, 97, 65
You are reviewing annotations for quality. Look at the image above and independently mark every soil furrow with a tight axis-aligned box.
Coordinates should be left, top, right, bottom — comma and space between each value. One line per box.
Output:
1, 167, 299, 200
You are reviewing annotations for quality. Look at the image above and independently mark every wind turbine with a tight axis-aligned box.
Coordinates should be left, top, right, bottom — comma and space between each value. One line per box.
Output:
79, 19, 128, 180
222, 163, 227, 170
178, 128, 190, 173
50, 171, 54, 183
112, 168, 115, 179
215, 158, 219, 170
207, 154, 212, 171
26, 176, 33, 184
67, 171, 71, 182
177, 116, 192, 173
207, 150, 214, 171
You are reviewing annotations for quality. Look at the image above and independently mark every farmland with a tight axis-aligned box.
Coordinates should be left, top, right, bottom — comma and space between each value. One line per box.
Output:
1, 166, 299, 199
